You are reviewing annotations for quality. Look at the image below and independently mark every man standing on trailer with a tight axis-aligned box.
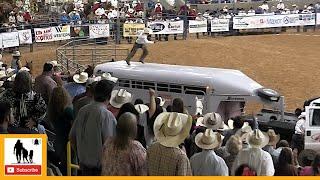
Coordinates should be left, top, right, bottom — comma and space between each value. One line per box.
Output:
125, 28, 154, 65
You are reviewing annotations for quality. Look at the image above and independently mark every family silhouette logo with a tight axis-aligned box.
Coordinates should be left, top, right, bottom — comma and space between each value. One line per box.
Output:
4, 138, 43, 176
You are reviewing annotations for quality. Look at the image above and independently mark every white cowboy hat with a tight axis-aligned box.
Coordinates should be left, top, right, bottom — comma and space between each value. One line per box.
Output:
19, 67, 30, 72
0, 71, 6, 79
95, 8, 105, 16
298, 112, 306, 119
157, 97, 165, 106
6, 68, 15, 77
292, 4, 297, 7
195, 129, 221, 150
101, 0, 107, 2
0, 81, 4, 87
12, 51, 21, 57
267, 129, 280, 146
196, 112, 223, 130
110, 89, 133, 108
135, 104, 149, 114
100, 73, 118, 83
7, 74, 16, 82
246, 129, 269, 148
235, 123, 252, 138
128, 8, 134, 14
49, 61, 61, 67
73, 72, 89, 84
154, 112, 192, 147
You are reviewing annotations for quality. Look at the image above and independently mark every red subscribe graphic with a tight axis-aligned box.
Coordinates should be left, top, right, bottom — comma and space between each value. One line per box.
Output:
5, 165, 41, 175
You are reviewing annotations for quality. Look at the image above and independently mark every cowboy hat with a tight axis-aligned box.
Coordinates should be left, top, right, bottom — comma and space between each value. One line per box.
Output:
19, 67, 30, 72
95, 8, 105, 16
110, 89, 133, 108
12, 51, 21, 57
267, 129, 280, 145
157, 97, 165, 106
298, 149, 317, 167
154, 112, 192, 147
49, 61, 61, 67
246, 129, 269, 148
73, 72, 89, 84
135, 104, 149, 114
227, 119, 249, 130
0, 71, 6, 79
298, 112, 306, 119
0, 81, 3, 87
128, 8, 134, 14
196, 112, 223, 130
195, 129, 221, 150
100, 73, 118, 83
6, 68, 15, 77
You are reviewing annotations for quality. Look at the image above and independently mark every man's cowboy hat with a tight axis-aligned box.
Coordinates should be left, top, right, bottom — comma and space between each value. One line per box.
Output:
128, 8, 134, 14
227, 119, 249, 130
267, 129, 280, 145
157, 97, 165, 106
298, 112, 306, 119
95, 8, 105, 16
195, 129, 221, 150
154, 112, 192, 147
6, 68, 15, 77
110, 89, 133, 108
135, 104, 149, 114
0, 71, 6, 79
196, 112, 223, 130
49, 61, 61, 67
0, 81, 4, 87
19, 67, 30, 72
7, 74, 16, 82
73, 72, 89, 84
246, 129, 269, 148
100, 73, 118, 83
12, 51, 21, 57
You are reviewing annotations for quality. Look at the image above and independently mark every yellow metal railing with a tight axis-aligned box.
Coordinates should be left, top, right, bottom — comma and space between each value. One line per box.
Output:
66, 141, 80, 176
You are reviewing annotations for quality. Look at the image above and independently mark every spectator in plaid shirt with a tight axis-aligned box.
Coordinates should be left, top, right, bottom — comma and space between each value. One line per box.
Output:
147, 112, 192, 175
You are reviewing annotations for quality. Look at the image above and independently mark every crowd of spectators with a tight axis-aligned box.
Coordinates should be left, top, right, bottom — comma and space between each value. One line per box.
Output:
1, 50, 320, 176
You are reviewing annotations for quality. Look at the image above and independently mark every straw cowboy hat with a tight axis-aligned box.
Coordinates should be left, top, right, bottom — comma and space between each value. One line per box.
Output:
195, 129, 221, 150
100, 73, 118, 83
73, 72, 89, 84
135, 104, 149, 114
157, 97, 165, 106
267, 129, 280, 145
12, 51, 21, 57
196, 112, 223, 130
6, 68, 15, 77
19, 67, 30, 72
154, 112, 192, 147
110, 89, 133, 108
0, 71, 6, 79
246, 129, 269, 148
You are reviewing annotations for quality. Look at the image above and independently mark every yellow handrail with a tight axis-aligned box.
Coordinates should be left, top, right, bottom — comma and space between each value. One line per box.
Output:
66, 141, 80, 176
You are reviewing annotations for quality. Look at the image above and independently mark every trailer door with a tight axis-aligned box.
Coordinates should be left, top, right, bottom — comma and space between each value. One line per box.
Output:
305, 106, 320, 151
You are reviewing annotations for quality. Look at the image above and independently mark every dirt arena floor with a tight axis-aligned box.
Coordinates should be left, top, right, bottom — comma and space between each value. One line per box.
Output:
2, 31, 320, 112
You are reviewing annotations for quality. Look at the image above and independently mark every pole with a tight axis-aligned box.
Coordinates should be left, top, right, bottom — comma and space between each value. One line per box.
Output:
144, 0, 147, 27
116, 1, 121, 44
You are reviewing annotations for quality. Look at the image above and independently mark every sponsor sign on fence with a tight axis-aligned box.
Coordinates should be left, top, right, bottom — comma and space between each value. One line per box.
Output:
188, 20, 208, 33
148, 20, 184, 34
317, 13, 320, 25
123, 23, 145, 37
34, 27, 53, 42
233, 13, 316, 29
18, 29, 32, 44
89, 24, 110, 38
52, 25, 71, 41
70, 25, 90, 38
2, 32, 19, 48
211, 19, 230, 32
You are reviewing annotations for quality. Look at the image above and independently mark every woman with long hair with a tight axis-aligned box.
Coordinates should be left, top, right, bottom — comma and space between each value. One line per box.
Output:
47, 86, 73, 175
101, 112, 147, 175
274, 147, 298, 176
300, 153, 320, 176
2, 71, 46, 131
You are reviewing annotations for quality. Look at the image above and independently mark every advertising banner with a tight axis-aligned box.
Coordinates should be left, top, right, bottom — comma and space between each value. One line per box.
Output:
211, 19, 230, 32
51, 25, 71, 41
89, 24, 110, 38
34, 27, 53, 42
317, 13, 320, 25
2, 32, 19, 48
188, 20, 208, 33
70, 25, 90, 38
18, 29, 33, 44
0, 34, 3, 48
123, 23, 145, 37
148, 20, 184, 34
233, 13, 316, 29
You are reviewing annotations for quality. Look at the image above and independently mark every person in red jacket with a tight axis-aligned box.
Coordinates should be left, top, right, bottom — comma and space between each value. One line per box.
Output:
154, 0, 163, 15
23, 10, 32, 23
92, 1, 100, 14
135, 0, 143, 12
189, 8, 197, 20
